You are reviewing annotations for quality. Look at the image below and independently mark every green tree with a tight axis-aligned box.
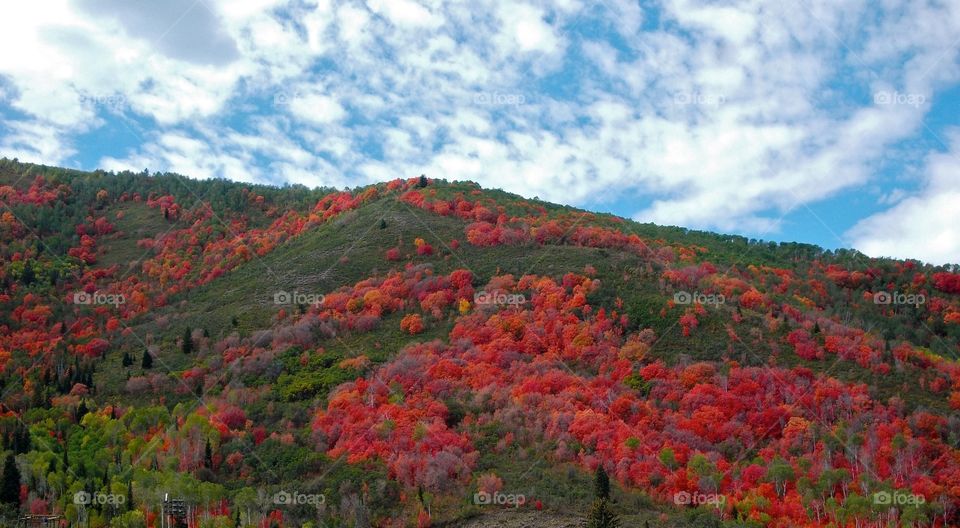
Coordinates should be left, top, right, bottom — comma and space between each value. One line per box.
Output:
1, 453, 20, 506
204, 439, 213, 469
766, 457, 795, 497
595, 465, 610, 501
586, 498, 620, 528
20, 263, 35, 285
586, 465, 619, 528
76, 400, 89, 422
110, 510, 146, 528
182, 328, 194, 354
141, 350, 153, 369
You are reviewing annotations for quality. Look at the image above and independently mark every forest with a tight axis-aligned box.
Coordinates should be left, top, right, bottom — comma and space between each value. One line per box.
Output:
0, 158, 958, 527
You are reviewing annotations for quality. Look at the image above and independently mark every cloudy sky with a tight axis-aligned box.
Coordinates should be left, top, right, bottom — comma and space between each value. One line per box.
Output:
1, 0, 958, 264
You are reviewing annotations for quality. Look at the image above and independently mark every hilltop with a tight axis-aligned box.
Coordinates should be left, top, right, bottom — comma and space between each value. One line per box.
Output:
0, 158, 958, 527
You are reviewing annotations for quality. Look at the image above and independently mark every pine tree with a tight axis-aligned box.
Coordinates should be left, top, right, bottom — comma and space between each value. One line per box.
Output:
76, 400, 89, 422
204, 439, 213, 469
20, 264, 34, 285
417, 174, 428, 188
13, 425, 30, 454
595, 466, 610, 501
127, 480, 134, 510
586, 499, 620, 528
586, 466, 619, 528
182, 328, 193, 354
379, 219, 387, 229
141, 350, 153, 369
0, 453, 20, 506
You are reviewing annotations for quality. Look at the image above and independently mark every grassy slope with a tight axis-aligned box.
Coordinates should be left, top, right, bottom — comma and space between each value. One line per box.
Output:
85, 193, 679, 524
5, 159, 955, 525
71, 180, 950, 526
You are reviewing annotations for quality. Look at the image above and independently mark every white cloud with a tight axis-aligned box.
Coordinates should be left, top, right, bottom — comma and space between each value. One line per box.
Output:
847, 130, 960, 265
99, 131, 260, 184
0, 120, 77, 164
289, 93, 346, 125
366, 0, 440, 29
0, 0, 959, 265
497, 3, 562, 55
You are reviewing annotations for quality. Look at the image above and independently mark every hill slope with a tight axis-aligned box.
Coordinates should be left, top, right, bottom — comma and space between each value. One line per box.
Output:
0, 158, 959, 527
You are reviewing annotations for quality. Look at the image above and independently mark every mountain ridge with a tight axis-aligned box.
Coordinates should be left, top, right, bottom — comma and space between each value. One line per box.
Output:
0, 157, 959, 527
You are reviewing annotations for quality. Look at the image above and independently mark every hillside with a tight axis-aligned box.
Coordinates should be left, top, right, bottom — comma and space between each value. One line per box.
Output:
0, 157, 959, 527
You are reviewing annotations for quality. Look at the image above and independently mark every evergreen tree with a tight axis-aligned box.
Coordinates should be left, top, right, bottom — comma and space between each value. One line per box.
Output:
379, 219, 387, 229
31, 385, 45, 408
595, 465, 610, 501
0, 453, 20, 507
586, 466, 619, 528
417, 174, 428, 188
76, 400, 89, 422
20, 263, 34, 285
12, 425, 30, 454
586, 499, 620, 528
141, 350, 153, 369
182, 328, 193, 354
204, 439, 213, 469
127, 480, 134, 510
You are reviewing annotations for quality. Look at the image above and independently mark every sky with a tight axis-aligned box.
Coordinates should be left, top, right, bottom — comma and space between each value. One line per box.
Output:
0, 0, 959, 265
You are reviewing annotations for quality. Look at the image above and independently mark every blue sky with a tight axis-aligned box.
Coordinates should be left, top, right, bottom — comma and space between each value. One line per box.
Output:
1, 0, 959, 264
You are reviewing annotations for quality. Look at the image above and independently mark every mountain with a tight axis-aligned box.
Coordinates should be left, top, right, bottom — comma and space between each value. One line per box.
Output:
0, 157, 958, 527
